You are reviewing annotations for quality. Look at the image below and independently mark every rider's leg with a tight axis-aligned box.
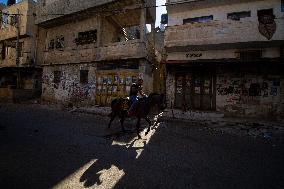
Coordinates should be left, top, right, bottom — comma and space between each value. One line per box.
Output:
128, 96, 138, 116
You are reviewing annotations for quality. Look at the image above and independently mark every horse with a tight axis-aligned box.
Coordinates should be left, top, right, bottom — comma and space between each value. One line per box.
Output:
108, 93, 166, 139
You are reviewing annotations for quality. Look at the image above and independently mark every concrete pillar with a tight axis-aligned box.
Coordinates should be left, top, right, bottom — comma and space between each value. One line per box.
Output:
140, 3, 146, 42
97, 15, 102, 47
151, 23, 155, 45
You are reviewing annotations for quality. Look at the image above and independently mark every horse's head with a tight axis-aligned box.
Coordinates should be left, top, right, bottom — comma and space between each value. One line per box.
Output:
148, 93, 167, 111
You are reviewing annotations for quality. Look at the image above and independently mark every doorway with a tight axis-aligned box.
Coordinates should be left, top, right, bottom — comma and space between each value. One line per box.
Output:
175, 70, 215, 111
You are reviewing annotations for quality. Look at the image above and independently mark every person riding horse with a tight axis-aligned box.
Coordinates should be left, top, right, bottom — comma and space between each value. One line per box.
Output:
128, 78, 146, 117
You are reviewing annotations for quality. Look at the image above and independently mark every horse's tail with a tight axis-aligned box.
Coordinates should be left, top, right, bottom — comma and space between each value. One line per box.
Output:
111, 98, 119, 109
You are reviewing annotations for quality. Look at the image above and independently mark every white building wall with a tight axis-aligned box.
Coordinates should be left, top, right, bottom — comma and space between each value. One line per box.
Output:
168, 0, 283, 26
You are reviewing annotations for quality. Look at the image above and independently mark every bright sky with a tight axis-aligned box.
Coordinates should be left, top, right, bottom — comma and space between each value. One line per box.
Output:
0, 0, 167, 27
0, 0, 7, 4
156, 0, 167, 26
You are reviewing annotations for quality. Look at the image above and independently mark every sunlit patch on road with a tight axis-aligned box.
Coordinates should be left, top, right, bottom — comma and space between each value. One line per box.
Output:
53, 159, 125, 189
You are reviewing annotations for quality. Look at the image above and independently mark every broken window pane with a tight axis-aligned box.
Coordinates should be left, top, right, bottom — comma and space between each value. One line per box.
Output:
183, 15, 213, 24
55, 36, 64, 49
227, 11, 251, 21
80, 70, 88, 84
75, 30, 97, 45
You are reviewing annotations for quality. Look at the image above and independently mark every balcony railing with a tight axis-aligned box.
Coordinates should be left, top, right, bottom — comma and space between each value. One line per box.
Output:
43, 40, 147, 65
165, 19, 284, 49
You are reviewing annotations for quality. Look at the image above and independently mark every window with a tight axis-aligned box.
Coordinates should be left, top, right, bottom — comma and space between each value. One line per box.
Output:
55, 36, 64, 49
75, 30, 97, 45
227, 11, 251, 21
0, 43, 5, 60
48, 39, 55, 50
80, 70, 88, 84
53, 71, 61, 86
10, 15, 17, 26
1, 11, 9, 28
183, 15, 213, 24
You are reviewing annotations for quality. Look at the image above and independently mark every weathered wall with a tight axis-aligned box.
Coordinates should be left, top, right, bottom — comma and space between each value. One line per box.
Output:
0, 0, 36, 41
37, 15, 147, 65
36, 0, 155, 24
168, 0, 283, 26
216, 67, 284, 119
42, 64, 97, 105
41, 59, 153, 106
165, 70, 176, 108
0, 37, 36, 67
165, 0, 284, 48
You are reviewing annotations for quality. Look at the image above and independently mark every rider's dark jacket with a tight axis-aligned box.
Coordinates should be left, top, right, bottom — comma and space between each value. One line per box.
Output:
129, 83, 142, 96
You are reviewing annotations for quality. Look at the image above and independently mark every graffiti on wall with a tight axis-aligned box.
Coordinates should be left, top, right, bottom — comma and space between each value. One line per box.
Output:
217, 75, 281, 106
42, 68, 96, 103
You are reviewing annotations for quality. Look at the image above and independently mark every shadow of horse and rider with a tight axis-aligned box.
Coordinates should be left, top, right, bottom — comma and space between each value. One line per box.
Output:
80, 82, 166, 187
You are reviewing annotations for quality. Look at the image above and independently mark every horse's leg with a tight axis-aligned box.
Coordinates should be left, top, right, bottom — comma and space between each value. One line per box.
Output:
144, 116, 152, 136
136, 117, 141, 139
108, 113, 116, 128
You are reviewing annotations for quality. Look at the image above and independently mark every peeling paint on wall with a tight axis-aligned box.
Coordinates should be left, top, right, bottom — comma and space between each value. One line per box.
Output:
216, 73, 283, 118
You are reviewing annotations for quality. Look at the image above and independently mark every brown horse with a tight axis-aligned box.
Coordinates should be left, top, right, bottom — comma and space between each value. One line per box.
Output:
108, 93, 166, 139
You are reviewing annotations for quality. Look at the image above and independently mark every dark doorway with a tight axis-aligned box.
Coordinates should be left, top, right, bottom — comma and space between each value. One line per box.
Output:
175, 69, 215, 111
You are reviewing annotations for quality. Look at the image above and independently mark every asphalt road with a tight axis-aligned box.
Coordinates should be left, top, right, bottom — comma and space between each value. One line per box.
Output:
0, 103, 283, 189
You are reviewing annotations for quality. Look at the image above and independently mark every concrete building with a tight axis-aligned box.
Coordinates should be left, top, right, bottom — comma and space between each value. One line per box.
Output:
164, 0, 284, 119
35, 0, 156, 106
0, 0, 42, 102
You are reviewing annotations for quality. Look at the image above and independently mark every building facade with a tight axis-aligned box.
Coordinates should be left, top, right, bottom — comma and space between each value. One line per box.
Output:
35, 0, 156, 106
164, 0, 284, 119
0, 0, 42, 102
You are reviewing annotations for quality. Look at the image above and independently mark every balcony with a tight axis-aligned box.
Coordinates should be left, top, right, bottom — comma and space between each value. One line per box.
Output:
36, 0, 155, 26
0, 0, 35, 41
42, 40, 147, 65
165, 19, 284, 51
0, 56, 33, 68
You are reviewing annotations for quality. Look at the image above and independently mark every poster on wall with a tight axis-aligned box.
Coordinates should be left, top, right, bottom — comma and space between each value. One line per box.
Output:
97, 86, 101, 94
204, 88, 210, 95
108, 87, 112, 94
103, 77, 107, 85
102, 85, 106, 94
120, 77, 124, 85
97, 77, 101, 85
126, 86, 131, 93
114, 75, 118, 84
107, 76, 113, 85
204, 80, 210, 87
176, 87, 182, 94
270, 87, 278, 96
113, 86, 117, 93
177, 76, 183, 87
195, 87, 201, 94
126, 77, 132, 86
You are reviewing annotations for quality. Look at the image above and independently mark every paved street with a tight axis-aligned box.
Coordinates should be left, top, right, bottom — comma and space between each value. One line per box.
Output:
0, 103, 283, 189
